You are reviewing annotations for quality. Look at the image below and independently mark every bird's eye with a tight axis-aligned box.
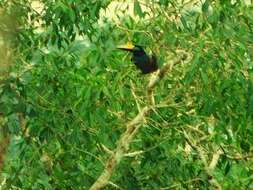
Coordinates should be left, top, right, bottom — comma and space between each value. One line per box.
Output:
134, 47, 140, 51
135, 46, 142, 51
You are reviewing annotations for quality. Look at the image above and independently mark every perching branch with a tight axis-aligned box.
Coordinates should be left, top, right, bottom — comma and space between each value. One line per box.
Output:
90, 107, 151, 190
147, 53, 187, 105
89, 54, 187, 190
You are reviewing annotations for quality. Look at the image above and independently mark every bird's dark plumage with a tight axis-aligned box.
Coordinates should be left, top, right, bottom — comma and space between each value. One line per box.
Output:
117, 44, 158, 74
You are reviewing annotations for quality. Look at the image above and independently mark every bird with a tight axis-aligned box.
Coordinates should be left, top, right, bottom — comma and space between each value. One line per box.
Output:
117, 43, 158, 74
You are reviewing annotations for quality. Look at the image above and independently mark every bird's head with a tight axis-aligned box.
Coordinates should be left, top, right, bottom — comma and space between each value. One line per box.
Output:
117, 42, 158, 74
117, 43, 146, 56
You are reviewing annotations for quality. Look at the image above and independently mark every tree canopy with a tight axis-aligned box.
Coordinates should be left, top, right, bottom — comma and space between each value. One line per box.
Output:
0, 0, 253, 189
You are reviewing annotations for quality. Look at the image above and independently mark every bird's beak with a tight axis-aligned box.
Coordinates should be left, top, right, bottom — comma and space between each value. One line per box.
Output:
117, 42, 135, 51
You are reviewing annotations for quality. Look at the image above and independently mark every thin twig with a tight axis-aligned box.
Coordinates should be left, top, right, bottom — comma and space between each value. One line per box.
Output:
124, 150, 144, 157
160, 177, 201, 189
130, 81, 141, 112
101, 144, 113, 155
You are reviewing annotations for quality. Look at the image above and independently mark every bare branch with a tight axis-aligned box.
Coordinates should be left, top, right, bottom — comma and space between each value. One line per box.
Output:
90, 54, 187, 190
183, 132, 222, 190
208, 149, 223, 172
124, 150, 144, 157
90, 107, 151, 190
101, 144, 113, 155
147, 53, 187, 105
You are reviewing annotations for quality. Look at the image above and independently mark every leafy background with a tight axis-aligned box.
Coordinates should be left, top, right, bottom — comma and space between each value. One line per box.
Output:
0, 0, 253, 189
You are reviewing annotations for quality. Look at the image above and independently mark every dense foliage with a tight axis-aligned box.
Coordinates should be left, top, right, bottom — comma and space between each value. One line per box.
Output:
1, 0, 253, 189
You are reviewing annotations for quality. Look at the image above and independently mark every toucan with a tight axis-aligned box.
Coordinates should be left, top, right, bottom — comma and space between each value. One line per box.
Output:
117, 43, 158, 74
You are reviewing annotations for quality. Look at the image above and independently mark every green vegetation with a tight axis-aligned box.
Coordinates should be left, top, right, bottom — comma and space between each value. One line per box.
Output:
1, 0, 253, 189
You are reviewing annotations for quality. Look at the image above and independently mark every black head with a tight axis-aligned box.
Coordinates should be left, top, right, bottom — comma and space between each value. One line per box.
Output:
132, 45, 146, 56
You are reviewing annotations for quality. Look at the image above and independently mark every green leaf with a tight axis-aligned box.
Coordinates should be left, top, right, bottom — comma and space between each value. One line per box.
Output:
134, 0, 144, 18
202, 0, 210, 13
180, 16, 188, 30
159, 0, 169, 6
200, 68, 208, 84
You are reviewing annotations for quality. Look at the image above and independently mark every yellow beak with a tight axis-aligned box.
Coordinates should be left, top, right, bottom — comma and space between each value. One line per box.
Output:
117, 42, 135, 50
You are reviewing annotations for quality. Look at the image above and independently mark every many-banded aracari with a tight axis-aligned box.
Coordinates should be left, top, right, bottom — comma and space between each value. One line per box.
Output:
117, 43, 158, 74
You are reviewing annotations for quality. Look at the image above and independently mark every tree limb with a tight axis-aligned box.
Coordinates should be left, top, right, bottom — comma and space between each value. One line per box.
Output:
90, 54, 187, 190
